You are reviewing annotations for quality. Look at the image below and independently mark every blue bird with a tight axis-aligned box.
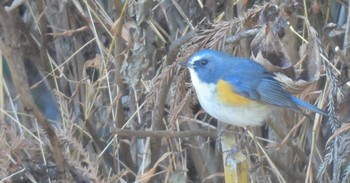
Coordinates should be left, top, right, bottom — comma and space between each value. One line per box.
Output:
181, 49, 327, 126
3, 60, 61, 123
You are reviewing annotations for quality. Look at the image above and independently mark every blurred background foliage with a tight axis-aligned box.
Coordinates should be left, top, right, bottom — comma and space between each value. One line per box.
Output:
0, 0, 349, 182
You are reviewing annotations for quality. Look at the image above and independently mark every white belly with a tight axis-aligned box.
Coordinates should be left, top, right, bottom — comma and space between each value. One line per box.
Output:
190, 70, 272, 126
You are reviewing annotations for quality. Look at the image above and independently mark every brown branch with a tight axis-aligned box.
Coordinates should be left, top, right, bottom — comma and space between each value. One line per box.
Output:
150, 30, 197, 166
225, 28, 261, 44
107, 0, 134, 176
112, 0, 127, 128
0, 6, 65, 173
112, 129, 217, 139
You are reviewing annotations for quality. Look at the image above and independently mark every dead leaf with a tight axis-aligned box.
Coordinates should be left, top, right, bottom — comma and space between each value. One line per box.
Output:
311, 0, 320, 15
135, 152, 172, 182
48, 26, 89, 37
83, 55, 101, 83
258, 4, 279, 24
251, 6, 291, 69
274, 73, 316, 94
85, 55, 101, 69
251, 24, 292, 72
251, 7, 323, 96
111, 21, 137, 52
121, 48, 149, 87
136, 166, 157, 183
298, 27, 321, 82
274, 26, 322, 94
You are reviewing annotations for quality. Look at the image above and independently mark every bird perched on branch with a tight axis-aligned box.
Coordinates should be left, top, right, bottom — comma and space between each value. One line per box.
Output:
181, 49, 327, 126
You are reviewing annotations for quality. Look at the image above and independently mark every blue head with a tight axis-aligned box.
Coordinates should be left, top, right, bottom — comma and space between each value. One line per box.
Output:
182, 49, 231, 84
182, 49, 265, 84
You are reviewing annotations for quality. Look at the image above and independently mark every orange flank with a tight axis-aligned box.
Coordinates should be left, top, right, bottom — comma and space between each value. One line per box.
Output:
217, 79, 250, 105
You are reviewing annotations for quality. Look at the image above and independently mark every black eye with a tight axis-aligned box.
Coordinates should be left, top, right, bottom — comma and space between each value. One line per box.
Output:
200, 59, 208, 66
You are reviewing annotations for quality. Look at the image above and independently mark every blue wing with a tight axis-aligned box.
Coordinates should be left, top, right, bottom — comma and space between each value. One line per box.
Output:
256, 73, 299, 109
222, 68, 327, 115
222, 70, 299, 110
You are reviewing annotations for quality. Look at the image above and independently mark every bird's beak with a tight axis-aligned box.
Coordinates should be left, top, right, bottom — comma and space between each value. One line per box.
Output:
179, 61, 193, 68
179, 61, 188, 67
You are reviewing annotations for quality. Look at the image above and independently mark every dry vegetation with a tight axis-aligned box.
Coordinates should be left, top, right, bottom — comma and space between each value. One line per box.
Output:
0, 0, 349, 183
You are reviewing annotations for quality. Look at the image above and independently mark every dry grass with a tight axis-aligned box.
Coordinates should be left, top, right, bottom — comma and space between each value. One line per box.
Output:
0, 0, 349, 182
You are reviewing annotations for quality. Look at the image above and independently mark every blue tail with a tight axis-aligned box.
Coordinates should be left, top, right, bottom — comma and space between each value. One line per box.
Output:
291, 96, 327, 116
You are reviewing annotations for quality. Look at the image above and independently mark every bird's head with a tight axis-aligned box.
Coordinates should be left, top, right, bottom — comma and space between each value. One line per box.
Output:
181, 49, 229, 84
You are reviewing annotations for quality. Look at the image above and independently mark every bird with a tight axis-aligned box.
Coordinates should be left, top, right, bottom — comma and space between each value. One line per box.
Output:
181, 49, 327, 126
3, 60, 61, 123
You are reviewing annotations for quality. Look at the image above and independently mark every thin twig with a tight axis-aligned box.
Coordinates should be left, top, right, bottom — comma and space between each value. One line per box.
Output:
225, 28, 261, 44
343, 0, 350, 55
0, 6, 65, 173
150, 30, 197, 165
112, 129, 217, 139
